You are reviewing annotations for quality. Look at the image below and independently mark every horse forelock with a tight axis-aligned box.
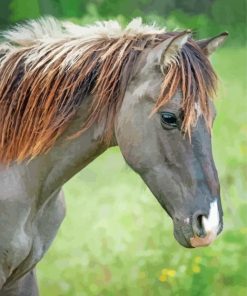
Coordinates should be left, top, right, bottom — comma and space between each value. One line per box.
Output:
0, 17, 217, 164
153, 38, 217, 137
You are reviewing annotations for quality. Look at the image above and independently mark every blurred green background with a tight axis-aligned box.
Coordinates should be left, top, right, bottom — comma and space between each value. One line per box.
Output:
1, 1, 246, 295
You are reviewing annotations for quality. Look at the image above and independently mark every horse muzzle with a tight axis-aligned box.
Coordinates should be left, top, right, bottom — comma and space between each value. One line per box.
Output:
173, 199, 223, 248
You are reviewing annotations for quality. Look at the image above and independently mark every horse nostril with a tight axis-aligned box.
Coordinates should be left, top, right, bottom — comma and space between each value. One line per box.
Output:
197, 214, 203, 230
192, 212, 207, 238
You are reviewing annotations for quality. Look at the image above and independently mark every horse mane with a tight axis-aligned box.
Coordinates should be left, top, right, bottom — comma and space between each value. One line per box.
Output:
0, 17, 217, 164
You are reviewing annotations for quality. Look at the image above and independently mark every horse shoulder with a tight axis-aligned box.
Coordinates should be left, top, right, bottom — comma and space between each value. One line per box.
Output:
0, 164, 65, 288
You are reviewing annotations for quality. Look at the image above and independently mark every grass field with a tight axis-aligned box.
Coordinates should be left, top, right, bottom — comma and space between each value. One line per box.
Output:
37, 47, 247, 296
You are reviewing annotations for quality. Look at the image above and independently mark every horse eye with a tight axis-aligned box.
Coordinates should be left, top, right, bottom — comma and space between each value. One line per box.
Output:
160, 112, 178, 129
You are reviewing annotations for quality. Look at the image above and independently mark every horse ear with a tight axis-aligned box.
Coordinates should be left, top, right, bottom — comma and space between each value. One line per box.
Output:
147, 30, 191, 71
197, 32, 228, 56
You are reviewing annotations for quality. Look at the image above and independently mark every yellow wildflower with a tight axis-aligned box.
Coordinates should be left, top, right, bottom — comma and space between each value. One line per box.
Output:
159, 268, 176, 282
167, 269, 176, 277
159, 274, 167, 282
192, 265, 201, 273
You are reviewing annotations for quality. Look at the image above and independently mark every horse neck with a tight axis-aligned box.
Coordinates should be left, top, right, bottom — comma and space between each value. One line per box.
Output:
30, 95, 111, 200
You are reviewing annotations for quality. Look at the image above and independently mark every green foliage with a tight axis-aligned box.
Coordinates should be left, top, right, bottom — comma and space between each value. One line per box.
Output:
1, 0, 246, 44
160, 0, 246, 44
211, 0, 246, 44
37, 47, 247, 296
91, 0, 246, 44
59, 0, 87, 18
10, 0, 40, 22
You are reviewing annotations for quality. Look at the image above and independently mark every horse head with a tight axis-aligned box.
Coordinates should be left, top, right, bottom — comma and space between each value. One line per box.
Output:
115, 31, 228, 248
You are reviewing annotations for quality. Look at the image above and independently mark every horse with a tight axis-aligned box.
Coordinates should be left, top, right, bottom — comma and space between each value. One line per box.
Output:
0, 17, 227, 295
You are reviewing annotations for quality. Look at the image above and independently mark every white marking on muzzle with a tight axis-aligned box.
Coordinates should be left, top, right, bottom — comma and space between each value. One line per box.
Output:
190, 200, 220, 248
202, 200, 220, 235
